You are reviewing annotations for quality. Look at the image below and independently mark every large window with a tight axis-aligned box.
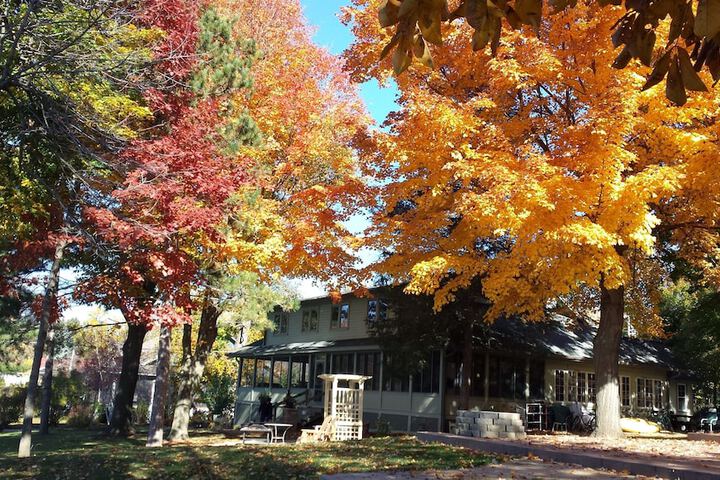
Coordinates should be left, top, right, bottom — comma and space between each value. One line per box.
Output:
331, 303, 350, 329
412, 351, 441, 394
357, 352, 381, 390
238, 359, 255, 387
301, 309, 319, 332
272, 360, 289, 388
637, 377, 664, 408
256, 359, 271, 388
677, 384, 688, 411
291, 359, 309, 388
555, 369, 595, 403
383, 354, 409, 392
367, 299, 389, 325
555, 370, 565, 402
273, 311, 288, 335
621, 376, 630, 407
329, 353, 354, 374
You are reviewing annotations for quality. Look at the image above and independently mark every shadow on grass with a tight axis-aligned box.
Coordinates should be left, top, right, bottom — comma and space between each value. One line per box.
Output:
0, 429, 494, 480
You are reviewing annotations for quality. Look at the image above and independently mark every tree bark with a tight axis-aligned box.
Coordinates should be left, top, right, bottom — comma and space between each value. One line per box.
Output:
461, 315, 474, 410
18, 240, 65, 458
39, 323, 57, 435
593, 280, 625, 438
146, 326, 172, 447
109, 322, 148, 436
168, 301, 220, 441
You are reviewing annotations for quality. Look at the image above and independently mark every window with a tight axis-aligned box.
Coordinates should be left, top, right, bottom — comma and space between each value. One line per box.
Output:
239, 359, 255, 387
578, 372, 587, 402
637, 378, 646, 408
330, 353, 354, 374
331, 303, 350, 329
637, 377, 662, 408
568, 371, 578, 402
412, 351, 441, 394
621, 376, 630, 407
367, 299, 389, 325
555, 370, 565, 402
273, 311, 288, 335
290, 359, 308, 388
357, 352, 381, 390
677, 384, 688, 411
383, 354, 409, 392
587, 373, 596, 402
272, 360, 288, 388
302, 309, 319, 332
654, 380, 664, 409
256, 359, 270, 388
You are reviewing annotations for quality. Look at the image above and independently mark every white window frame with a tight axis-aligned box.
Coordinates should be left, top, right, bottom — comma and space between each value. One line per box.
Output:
677, 384, 688, 412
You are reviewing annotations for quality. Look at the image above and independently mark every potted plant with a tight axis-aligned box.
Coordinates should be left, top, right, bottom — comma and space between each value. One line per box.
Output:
280, 393, 298, 424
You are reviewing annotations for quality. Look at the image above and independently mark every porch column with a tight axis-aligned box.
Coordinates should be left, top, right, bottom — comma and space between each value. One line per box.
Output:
252, 358, 257, 389
483, 350, 490, 404
288, 355, 293, 393
525, 358, 530, 400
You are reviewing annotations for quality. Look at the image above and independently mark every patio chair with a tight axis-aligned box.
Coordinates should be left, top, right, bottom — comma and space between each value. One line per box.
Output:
569, 402, 596, 434
298, 415, 336, 443
700, 412, 718, 433
549, 404, 571, 432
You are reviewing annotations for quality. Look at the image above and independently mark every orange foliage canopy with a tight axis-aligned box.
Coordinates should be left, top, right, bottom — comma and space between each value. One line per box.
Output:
345, 0, 720, 333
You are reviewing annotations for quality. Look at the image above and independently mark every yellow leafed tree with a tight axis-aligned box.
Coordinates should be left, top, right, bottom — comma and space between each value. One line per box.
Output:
344, 0, 720, 437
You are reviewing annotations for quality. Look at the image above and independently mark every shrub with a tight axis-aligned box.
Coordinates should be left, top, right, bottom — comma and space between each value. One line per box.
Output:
202, 373, 235, 416
66, 404, 95, 428
49, 371, 88, 425
133, 401, 150, 425
0, 386, 25, 431
190, 411, 210, 428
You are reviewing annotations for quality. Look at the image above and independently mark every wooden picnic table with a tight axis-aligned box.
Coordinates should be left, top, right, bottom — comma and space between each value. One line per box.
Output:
239, 424, 272, 444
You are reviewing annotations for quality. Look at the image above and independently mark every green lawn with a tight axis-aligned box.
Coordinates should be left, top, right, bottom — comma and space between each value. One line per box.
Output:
0, 428, 495, 479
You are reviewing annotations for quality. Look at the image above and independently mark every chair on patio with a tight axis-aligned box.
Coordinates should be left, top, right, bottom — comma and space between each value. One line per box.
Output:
298, 415, 336, 443
549, 404, 571, 432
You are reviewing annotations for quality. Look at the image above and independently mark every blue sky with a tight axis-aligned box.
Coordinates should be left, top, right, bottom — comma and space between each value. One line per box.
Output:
286, 1, 396, 298
301, 0, 398, 126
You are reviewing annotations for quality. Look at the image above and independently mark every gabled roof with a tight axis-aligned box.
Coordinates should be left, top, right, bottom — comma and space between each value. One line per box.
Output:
486, 315, 681, 370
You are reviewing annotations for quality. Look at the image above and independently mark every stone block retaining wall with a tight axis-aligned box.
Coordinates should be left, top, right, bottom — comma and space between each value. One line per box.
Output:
452, 410, 526, 440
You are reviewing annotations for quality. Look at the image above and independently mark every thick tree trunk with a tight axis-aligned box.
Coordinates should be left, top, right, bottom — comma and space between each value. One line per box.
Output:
461, 315, 474, 410
168, 302, 220, 441
39, 323, 57, 435
18, 241, 65, 458
147, 326, 172, 447
593, 281, 625, 438
109, 322, 148, 436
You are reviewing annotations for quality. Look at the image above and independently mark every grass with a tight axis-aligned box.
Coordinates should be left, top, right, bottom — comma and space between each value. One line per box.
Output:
0, 428, 495, 479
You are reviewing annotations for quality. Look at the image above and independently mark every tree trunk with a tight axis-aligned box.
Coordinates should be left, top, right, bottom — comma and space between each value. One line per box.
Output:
109, 322, 148, 436
593, 281, 625, 438
39, 323, 57, 435
147, 326, 172, 447
168, 302, 220, 441
18, 240, 65, 458
461, 315, 474, 410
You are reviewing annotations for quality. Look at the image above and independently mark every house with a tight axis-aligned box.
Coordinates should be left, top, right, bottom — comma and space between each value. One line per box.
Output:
229, 290, 694, 432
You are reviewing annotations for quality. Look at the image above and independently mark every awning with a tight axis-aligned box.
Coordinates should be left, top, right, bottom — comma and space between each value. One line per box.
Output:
227, 338, 380, 358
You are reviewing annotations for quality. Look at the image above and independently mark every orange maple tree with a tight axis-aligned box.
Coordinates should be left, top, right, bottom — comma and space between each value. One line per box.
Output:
345, 0, 720, 437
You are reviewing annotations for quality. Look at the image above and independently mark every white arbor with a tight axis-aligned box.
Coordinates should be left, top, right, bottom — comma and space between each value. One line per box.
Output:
319, 374, 371, 441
